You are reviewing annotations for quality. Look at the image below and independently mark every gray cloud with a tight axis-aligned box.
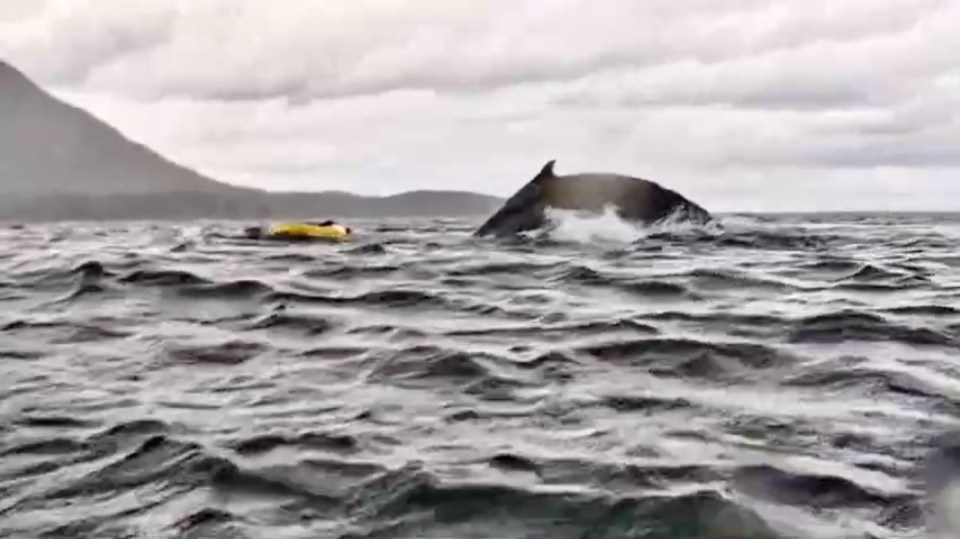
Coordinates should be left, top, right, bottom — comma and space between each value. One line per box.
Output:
1, 0, 959, 211
0, 0, 174, 85
5, 0, 951, 102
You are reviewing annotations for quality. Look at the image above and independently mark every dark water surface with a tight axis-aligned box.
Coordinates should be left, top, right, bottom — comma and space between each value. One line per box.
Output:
2, 213, 960, 539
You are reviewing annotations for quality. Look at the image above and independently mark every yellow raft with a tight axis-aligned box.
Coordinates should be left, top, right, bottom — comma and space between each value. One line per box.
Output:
265, 222, 352, 242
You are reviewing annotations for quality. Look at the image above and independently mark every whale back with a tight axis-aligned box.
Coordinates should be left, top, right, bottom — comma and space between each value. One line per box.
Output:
540, 173, 656, 214
474, 160, 711, 237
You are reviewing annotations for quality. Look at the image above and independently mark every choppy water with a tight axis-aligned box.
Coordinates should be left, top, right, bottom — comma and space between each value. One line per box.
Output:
2, 212, 960, 539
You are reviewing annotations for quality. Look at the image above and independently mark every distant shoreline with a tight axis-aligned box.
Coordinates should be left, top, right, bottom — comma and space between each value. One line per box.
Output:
0, 190, 505, 223
0, 59, 505, 223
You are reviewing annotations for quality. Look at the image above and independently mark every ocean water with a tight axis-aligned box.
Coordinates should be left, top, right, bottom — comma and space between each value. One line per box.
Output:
1, 211, 960, 539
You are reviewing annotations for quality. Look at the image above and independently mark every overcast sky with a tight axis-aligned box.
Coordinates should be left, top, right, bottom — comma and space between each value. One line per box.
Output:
2, 0, 959, 211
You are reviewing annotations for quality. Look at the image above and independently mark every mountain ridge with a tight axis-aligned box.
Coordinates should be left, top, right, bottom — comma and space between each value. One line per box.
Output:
0, 60, 503, 222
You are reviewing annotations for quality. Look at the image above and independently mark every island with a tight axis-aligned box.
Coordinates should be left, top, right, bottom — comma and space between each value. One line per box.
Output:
0, 60, 502, 222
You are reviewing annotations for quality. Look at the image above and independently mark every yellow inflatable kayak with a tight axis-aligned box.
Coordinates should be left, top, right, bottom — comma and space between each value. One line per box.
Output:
245, 221, 353, 242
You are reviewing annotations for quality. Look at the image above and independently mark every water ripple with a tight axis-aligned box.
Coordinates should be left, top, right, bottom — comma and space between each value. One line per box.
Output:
1, 213, 960, 538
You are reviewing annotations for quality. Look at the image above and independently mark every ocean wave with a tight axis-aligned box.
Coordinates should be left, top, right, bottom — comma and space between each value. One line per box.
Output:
788, 310, 959, 348
1, 214, 958, 538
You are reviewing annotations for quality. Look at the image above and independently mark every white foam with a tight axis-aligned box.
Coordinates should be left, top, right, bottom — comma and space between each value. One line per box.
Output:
538, 204, 720, 245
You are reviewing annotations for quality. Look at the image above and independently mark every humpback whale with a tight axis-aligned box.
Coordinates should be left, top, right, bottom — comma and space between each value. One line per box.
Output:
474, 160, 713, 237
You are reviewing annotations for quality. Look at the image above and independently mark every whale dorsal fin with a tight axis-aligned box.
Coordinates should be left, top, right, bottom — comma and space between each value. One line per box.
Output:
534, 159, 556, 182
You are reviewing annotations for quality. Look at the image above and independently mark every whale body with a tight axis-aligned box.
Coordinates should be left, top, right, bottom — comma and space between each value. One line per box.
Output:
474, 160, 713, 237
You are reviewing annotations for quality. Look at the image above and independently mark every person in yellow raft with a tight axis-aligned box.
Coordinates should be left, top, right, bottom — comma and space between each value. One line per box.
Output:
244, 219, 353, 242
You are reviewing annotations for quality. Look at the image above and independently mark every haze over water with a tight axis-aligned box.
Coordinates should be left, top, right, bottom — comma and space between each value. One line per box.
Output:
2, 211, 960, 538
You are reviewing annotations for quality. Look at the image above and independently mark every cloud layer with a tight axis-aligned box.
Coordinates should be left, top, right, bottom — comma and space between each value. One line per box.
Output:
2, 0, 959, 211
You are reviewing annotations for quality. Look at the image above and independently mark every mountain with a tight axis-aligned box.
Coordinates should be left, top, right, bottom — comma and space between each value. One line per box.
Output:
0, 60, 502, 222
